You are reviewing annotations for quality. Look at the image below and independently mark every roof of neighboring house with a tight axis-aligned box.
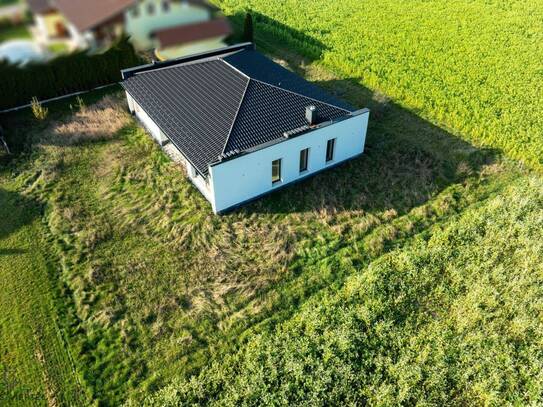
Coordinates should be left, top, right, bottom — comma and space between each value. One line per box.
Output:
53, 0, 134, 31
29, 0, 219, 31
27, 0, 54, 14
121, 43, 354, 176
153, 18, 232, 48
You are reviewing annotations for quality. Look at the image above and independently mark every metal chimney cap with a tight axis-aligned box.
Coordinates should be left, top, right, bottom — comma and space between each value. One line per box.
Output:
305, 105, 318, 125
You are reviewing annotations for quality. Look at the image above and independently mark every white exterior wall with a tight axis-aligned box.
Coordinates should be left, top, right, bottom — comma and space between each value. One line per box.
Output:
34, 15, 49, 43
209, 110, 369, 213
128, 92, 213, 202
183, 159, 213, 203
125, 0, 210, 50
132, 98, 169, 145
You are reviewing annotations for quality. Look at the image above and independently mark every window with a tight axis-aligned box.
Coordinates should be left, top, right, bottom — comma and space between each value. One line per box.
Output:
162, 0, 170, 12
147, 3, 155, 15
131, 6, 139, 17
272, 159, 282, 184
326, 138, 335, 162
299, 148, 309, 173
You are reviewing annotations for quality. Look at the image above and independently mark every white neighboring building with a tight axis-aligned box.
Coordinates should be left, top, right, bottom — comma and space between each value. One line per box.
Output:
27, 0, 230, 57
122, 43, 370, 214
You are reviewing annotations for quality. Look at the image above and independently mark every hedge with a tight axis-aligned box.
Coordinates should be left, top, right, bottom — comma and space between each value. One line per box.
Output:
0, 36, 142, 110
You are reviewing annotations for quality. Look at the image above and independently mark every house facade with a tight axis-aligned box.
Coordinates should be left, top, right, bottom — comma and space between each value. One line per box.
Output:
27, 0, 230, 57
122, 43, 370, 214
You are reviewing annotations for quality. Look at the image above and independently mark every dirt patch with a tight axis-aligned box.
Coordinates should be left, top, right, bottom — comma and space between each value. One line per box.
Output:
42, 95, 130, 146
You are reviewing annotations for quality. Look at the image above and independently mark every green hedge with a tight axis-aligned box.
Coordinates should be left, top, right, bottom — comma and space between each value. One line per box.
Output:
0, 36, 142, 110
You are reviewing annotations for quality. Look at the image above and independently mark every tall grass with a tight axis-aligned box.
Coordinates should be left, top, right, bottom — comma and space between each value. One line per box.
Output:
6, 86, 523, 405
145, 176, 543, 406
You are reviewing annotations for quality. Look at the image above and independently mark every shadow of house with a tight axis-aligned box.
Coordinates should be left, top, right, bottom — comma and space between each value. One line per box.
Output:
222, 11, 497, 216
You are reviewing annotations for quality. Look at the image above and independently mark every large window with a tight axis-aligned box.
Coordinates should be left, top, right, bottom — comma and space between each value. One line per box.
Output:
299, 148, 309, 173
326, 138, 336, 162
272, 159, 282, 184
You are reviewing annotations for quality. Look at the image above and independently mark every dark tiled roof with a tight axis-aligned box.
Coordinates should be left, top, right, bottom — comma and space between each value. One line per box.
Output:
122, 45, 352, 175
223, 50, 353, 111
225, 80, 348, 153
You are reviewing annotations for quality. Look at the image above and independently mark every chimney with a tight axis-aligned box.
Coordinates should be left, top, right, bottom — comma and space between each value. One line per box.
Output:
305, 105, 318, 125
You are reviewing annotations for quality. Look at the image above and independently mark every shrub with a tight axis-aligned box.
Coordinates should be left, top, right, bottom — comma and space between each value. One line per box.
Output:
0, 36, 142, 110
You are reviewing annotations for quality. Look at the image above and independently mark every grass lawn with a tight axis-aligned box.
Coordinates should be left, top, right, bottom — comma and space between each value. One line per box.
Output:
0, 0, 18, 7
0, 1, 542, 405
0, 179, 87, 405
0, 24, 30, 42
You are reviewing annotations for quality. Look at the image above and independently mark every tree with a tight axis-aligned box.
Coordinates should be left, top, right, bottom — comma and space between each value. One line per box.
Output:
243, 12, 254, 43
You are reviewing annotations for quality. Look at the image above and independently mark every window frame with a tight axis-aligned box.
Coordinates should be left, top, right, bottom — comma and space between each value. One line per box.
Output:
299, 148, 309, 173
326, 138, 336, 163
271, 158, 282, 185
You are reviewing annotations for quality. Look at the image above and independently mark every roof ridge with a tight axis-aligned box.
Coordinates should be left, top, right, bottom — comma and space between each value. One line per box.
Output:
220, 75, 251, 156
250, 77, 351, 113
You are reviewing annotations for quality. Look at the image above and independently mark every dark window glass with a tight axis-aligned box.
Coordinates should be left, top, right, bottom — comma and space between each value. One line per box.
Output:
162, 1, 170, 12
299, 148, 309, 172
147, 3, 155, 15
326, 138, 335, 162
272, 159, 282, 184
131, 6, 139, 17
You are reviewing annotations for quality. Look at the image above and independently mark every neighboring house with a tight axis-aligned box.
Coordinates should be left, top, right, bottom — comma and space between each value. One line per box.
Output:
121, 43, 370, 214
27, 0, 231, 57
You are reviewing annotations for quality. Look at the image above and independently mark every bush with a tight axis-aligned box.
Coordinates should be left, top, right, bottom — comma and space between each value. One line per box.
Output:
0, 36, 142, 110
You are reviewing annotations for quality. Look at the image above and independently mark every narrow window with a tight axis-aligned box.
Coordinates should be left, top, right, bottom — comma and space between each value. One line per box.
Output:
326, 138, 335, 162
162, 0, 170, 12
147, 3, 155, 15
272, 159, 282, 184
131, 6, 139, 17
299, 148, 309, 173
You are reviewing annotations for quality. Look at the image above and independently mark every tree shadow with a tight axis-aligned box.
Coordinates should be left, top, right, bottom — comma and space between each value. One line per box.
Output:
0, 188, 40, 242
224, 12, 499, 216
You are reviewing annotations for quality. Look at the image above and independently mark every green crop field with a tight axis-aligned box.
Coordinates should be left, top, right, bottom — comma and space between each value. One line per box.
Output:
217, 0, 543, 170
1, 1, 542, 405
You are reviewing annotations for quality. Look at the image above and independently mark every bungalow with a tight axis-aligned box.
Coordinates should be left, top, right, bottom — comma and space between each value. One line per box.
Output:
27, 0, 231, 57
121, 43, 370, 214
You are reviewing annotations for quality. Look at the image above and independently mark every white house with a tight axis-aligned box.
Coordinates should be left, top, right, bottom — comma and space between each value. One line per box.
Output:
27, 0, 231, 57
121, 43, 370, 214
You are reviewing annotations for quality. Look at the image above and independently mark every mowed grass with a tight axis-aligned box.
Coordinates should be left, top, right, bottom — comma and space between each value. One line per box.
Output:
0, 182, 87, 404
216, 0, 543, 170
0, 24, 30, 42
